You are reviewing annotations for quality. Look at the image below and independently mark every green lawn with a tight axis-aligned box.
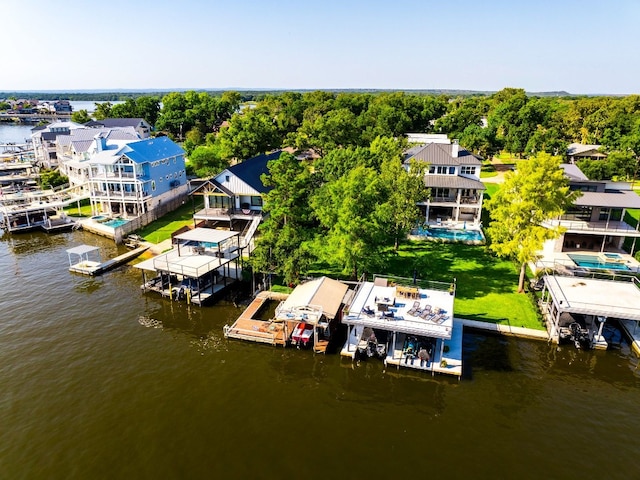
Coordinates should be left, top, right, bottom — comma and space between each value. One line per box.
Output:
63, 199, 92, 217
134, 201, 203, 243
308, 241, 542, 329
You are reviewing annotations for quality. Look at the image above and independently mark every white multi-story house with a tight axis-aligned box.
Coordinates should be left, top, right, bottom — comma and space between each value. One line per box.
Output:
403, 137, 485, 225
30, 121, 85, 168
57, 127, 140, 188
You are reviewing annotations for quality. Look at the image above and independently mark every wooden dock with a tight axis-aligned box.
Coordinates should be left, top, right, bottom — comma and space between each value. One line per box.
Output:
224, 292, 294, 346
69, 245, 148, 276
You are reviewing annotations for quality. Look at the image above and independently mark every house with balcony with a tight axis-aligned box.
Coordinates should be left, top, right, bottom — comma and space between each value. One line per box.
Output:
189, 151, 281, 247
57, 127, 140, 188
87, 135, 187, 217
540, 164, 640, 259
31, 120, 85, 168
403, 137, 485, 225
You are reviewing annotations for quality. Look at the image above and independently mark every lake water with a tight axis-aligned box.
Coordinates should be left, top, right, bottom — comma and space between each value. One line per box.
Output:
1, 228, 639, 479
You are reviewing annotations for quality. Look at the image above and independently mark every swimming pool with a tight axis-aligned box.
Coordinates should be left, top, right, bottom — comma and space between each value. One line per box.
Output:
102, 218, 129, 228
567, 253, 630, 271
413, 226, 485, 243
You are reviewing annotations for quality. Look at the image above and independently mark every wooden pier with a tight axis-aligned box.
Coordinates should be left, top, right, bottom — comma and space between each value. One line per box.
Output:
68, 245, 148, 276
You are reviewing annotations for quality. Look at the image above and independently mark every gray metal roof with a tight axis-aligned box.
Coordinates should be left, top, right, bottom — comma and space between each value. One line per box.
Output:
174, 227, 239, 243
404, 143, 482, 166
560, 163, 589, 181
574, 190, 640, 209
424, 175, 486, 190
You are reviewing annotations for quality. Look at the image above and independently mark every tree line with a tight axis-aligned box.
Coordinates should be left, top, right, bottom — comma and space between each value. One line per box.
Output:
66, 88, 640, 284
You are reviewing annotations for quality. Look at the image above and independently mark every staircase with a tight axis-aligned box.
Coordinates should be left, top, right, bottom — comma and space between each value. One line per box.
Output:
241, 216, 262, 249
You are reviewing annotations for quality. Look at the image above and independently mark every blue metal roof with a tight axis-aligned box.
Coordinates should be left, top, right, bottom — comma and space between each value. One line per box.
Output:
227, 151, 282, 193
123, 136, 185, 164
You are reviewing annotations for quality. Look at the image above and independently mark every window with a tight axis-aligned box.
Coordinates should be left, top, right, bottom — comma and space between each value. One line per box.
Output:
449, 166, 455, 175
225, 175, 230, 182
461, 166, 476, 175
151, 180, 156, 191
251, 196, 263, 207
429, 166, 435, 174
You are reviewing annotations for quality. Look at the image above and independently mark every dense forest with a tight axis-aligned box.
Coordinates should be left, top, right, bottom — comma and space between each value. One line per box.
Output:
82, 87, 635, 282
86, 88, 639, 181
17, 87, 635, 281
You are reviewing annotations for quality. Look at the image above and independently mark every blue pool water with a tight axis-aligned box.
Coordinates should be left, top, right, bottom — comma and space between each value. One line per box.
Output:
414, 226, 485, 243
568, 253, 630, 271
102, 218, 129, 228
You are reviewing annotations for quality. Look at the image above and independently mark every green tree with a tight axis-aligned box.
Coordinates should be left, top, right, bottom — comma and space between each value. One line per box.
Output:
311, 164, 387, 278
486, 153, 577, 292
216, 109, 279, 161
187, 145, 228, 178
251, 152, 316, 283
39, 168, 68, 189
71, 109, 91, 124
93, 101, 112, 120
374, 137, 429, 250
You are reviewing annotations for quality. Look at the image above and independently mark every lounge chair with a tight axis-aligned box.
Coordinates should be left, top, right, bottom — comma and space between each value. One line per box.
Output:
362, 306, 375, 317
406, 300, 421, 316
419, 304, 432, 316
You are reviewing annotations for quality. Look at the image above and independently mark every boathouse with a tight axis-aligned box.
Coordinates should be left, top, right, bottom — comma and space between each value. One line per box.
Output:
224, 276, 349, 352
341, 275, 463, 379
539, 271, 640, 350
135, 227, 243, 306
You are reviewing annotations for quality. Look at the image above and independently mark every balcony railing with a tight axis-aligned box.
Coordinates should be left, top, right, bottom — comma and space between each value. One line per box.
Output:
194, 207, 263, 219
542, 219, 640, 235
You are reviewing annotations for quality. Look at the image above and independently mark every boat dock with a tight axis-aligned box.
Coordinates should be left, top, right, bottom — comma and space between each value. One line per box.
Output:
67, 244, 148, 275
224, 291, 293, 346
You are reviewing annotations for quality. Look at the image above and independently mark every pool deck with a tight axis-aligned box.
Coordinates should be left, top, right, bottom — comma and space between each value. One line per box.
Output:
535, 250, 640, 274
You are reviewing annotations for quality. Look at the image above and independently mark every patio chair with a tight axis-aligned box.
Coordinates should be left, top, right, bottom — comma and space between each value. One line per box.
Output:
420, 308, 434, 320
406, 300, 421, 316
362, 306, 375, 317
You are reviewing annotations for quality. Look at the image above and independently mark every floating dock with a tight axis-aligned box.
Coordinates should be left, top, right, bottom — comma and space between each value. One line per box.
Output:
67, 244, 148, 275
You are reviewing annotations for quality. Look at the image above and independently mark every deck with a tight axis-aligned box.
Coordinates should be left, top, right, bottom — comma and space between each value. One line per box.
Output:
224, 292, 294, 346
385, 320, 463, 379
69, 246, 148, 276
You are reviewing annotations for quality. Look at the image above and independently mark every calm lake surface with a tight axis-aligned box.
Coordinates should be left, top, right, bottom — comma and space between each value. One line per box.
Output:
1, 228, 639, 480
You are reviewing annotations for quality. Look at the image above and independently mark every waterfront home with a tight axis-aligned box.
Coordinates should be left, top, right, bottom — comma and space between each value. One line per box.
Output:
86, 135, 187, 218
403, 136, 485, 226
30, 120, 85, 168
224, 276, 349, 352
135, 227, 243, 306
85, 118, 152, 139
538, 164, 640, 268
341, 276, 462, 379
56, 127, 140, 188
566, 143, 607, 163
189, 150, 282, 251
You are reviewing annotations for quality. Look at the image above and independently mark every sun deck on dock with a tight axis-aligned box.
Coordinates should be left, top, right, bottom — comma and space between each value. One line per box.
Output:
68, 245, 148, 276
224, 292, 294, 346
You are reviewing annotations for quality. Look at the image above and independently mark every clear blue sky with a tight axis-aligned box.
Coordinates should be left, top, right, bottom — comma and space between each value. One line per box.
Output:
2, 0, 639, 94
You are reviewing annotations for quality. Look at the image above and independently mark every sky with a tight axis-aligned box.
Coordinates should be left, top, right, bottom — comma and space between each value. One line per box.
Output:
2, 0, 639, 94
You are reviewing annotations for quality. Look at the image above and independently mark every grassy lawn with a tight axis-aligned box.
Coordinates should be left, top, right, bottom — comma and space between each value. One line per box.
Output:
63, 199, 92, 217
308, 241, 542, 329
483, 182, 501, 200
134, 201, 203, 244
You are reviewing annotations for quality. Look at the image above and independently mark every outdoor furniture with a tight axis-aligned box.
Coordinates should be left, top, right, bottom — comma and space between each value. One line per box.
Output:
362, 306, 375, 317
406, 301, 421, 316
396, 285, 419, 299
